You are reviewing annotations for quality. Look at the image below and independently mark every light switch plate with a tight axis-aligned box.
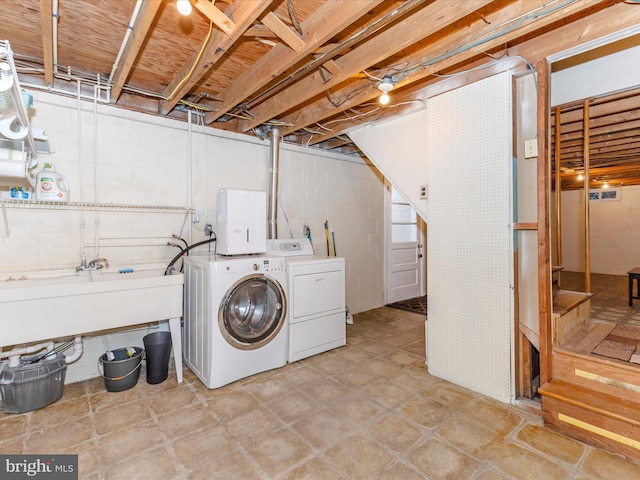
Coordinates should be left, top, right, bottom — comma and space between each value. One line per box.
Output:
524, 139, 538, 158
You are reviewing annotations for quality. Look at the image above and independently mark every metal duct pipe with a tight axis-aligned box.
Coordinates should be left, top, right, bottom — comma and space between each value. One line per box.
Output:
268, 128, 280, 239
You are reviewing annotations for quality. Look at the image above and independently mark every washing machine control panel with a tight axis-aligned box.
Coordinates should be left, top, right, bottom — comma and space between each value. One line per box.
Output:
258, 258, 285, 272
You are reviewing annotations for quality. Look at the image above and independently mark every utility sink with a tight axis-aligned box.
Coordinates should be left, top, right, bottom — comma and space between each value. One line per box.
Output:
0, 266, 184, 382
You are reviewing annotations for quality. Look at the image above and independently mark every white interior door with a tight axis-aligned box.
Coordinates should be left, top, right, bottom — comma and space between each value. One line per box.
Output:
386, 182, 424, 303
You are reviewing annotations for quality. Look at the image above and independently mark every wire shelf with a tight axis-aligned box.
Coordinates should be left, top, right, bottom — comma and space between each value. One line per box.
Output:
0, 199, 192, 214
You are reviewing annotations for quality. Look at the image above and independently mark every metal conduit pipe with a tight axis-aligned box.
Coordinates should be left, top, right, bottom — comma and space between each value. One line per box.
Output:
268, 128, 280, 239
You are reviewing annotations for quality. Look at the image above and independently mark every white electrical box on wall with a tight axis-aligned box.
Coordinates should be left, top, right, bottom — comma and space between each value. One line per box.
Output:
420, 184, 428, 199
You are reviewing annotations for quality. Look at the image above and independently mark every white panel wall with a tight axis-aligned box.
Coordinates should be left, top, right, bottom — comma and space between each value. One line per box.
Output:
426, 72, 513, 403
560, 186, 640, 275
347, 108, 428, 221
0, 90, 384, 382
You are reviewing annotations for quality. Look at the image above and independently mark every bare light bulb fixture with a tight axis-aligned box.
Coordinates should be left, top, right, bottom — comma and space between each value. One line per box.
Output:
603, 180, 609, 189
177, 0, 192, 16
378, 77, 394, 105
577, 173, 584, 181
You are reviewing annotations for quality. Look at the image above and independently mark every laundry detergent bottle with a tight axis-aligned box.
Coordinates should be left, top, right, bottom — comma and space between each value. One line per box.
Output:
35, 163, 69, 202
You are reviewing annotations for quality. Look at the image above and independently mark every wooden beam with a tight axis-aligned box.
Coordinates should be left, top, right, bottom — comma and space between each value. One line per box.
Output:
160, 0, 273, 115
538, 58, 553, 388
39, 0, 54, 85
275, 0, 600, 139
584, 99, 592, 294
555, 106, 563, 267
110, 0, 163, 102
239, 0, 494, 132
261, 11, 305, 52
204, 0, 384, 123
192, 0, 235, 35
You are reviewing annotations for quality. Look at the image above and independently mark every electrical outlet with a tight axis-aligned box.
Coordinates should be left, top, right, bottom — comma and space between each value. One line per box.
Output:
191, 210, 200, 224
420, 184, 428, 200
204, 224, 213, 237
524, 139, 538, 158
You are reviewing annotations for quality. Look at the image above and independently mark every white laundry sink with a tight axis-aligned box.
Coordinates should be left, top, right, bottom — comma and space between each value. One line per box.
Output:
0, 267, 184, 382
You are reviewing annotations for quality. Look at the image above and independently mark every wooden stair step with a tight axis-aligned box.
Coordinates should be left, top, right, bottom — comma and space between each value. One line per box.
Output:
539, 380, 640, 427
539, 380, 640, 462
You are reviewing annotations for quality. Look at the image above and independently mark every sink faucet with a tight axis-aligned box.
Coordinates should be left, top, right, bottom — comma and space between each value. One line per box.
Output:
76, 257, 109, 272
87, 258, 109, 270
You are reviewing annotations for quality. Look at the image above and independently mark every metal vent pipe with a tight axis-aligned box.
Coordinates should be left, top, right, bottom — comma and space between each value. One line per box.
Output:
268, 128, 280, 239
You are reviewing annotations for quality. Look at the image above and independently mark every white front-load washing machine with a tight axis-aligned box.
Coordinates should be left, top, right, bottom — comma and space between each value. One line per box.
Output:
183, 254, 288, 388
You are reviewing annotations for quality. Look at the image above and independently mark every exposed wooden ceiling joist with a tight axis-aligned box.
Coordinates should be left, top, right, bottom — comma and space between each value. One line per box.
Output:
159, 0, 274, 114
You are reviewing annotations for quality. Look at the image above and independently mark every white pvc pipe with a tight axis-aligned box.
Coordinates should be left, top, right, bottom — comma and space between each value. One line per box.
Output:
64, 336, 84, 364
52, 0, 59, 74
0, 342, 54, 367
109, 0, 143, 83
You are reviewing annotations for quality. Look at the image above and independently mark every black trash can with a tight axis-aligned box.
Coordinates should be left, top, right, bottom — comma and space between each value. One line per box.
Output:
143, 332, 172, 384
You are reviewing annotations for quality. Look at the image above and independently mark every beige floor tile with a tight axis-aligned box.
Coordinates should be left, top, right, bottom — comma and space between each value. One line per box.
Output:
366, 413, 423, 453
223, 406, 283, 442
376, 461, 431, 480
156, 402, 217, 440
146, 384, 200, 416
60, 440, 100, 478
24, 415, 93, 453
421, 382, 477, 411
292, 408, 353, 450
172, 423, 237, 469
438, 416, 504, 460
103, 446, 177, 480
399, 396, 452, 429
279, 457, 347, 480
324, 434, 394, 478
205, 388, 260, 421
0, 437, 25, 454
190, 450, 260, 480
297, 377, 351, 405
488, 442, 570, 479
333, 365, 379, 388
88, 386, 143, 413
516, 422, 585, 465
243, 427, 312, 477
28, 395, 91, 430
304, 354, 352, 376
331, 393, 383, 426
266, 389, 321, 422
273, 363, 325, 387
0, 413, 29, 441
97, 420, 164, 465
581, 448, 640, 478
241, 376, 290, 403
407, 437, 479, 480
362, 380, 413, 409
92, 399, 153, 435
463, 398, 524, 435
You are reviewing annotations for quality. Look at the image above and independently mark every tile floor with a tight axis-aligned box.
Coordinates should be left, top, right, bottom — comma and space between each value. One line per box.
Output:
2, 306, 640, 479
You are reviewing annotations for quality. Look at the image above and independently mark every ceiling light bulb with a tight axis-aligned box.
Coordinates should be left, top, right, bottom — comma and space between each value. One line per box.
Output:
577, 173, 583, 181
378, 76, 394, 105
603, 181, 609, 189
177, 0, 192, 16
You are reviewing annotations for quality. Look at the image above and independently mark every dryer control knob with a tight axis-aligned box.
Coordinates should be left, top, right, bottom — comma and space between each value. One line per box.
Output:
252, 263, 260, 271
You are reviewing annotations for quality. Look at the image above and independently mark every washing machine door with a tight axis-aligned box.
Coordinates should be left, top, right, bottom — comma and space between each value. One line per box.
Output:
218, 274, 286, 350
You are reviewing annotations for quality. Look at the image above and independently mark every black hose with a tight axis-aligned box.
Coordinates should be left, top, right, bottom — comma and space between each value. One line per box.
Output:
172, 235, 189, 250
164, 236, 217, 275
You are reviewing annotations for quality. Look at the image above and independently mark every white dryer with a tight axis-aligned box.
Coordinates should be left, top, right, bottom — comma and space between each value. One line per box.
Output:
267, 239, 346, 362
183, 254, 288, 388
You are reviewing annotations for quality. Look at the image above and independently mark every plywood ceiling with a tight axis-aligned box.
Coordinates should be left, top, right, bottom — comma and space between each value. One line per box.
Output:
0, 0, 639, 171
